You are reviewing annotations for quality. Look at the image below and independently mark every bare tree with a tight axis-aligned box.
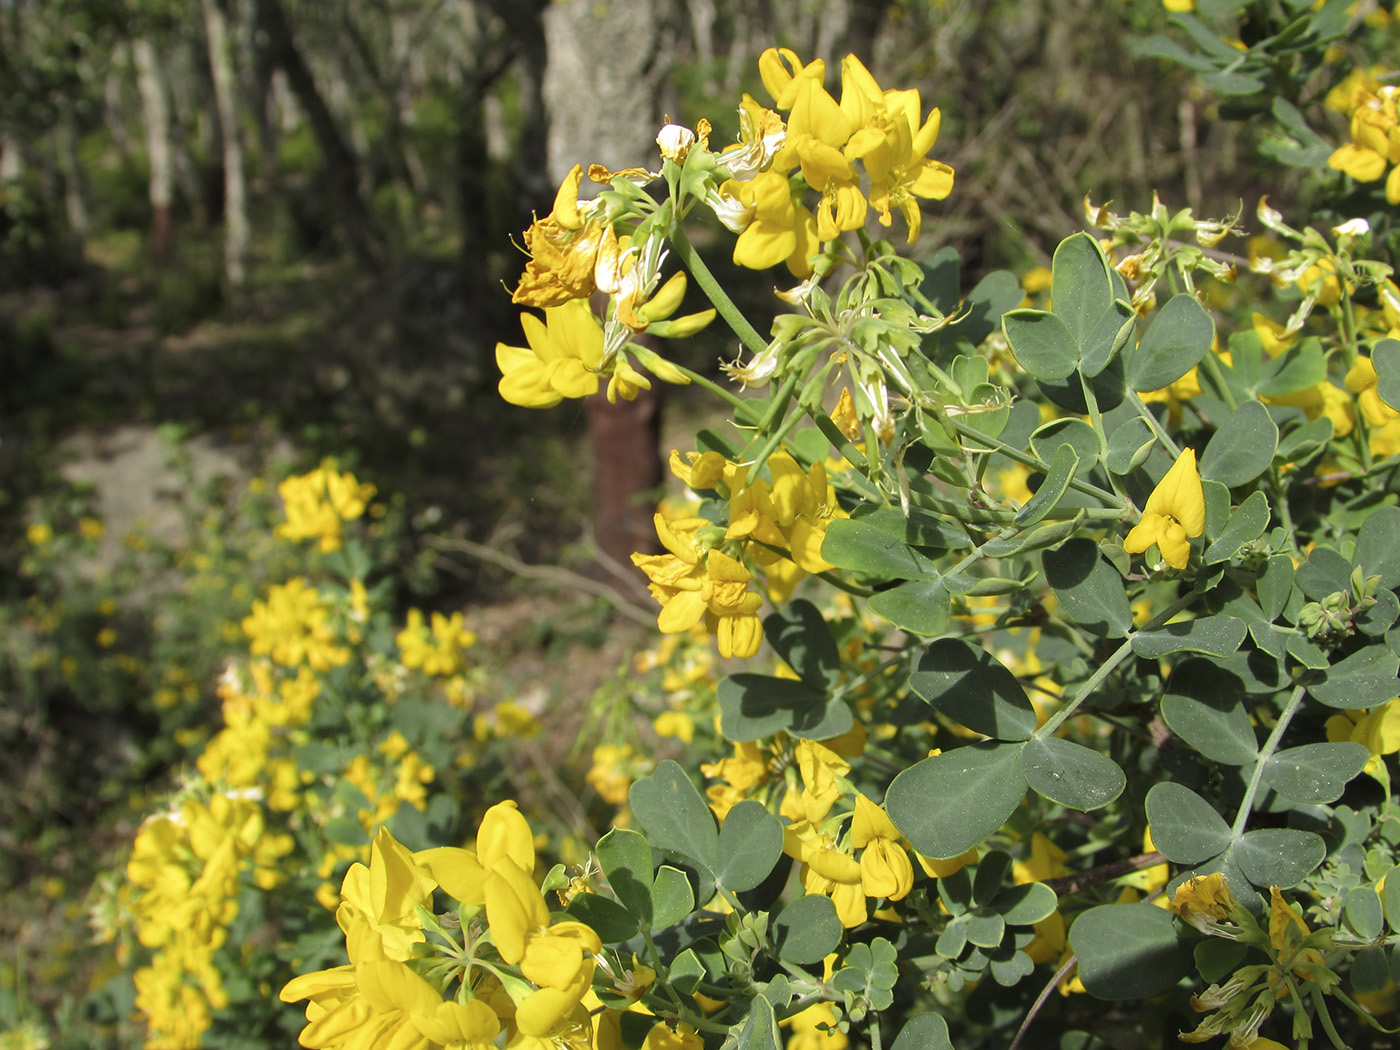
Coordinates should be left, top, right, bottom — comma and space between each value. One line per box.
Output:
253, 0, 385, 269
201, 0, 249, 289
130, 36, 174, 259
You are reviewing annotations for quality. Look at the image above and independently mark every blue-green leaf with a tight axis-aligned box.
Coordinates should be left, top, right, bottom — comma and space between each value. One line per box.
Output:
886, 743, 1028, 859
629, 761, 717, 869
1020, 737, 1126, 811
1070, 904, 1191, 1000
1145, 782, 1230, 864
1126, 293, 1215, 392
909, 638, 1038, 741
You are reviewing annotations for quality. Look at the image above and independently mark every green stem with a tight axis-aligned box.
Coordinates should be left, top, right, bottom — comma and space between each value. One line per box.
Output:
674, 363, 759, 423
1230, 685, 1307, 839
1197, 352, 1238, 412
1034, 636, 1134, 739
670, 224, 769, 357
1125, 388, 1182, 459
1035, 586, 1204, 739
1078, 371, 1106, 452
950, 419, 1129, 511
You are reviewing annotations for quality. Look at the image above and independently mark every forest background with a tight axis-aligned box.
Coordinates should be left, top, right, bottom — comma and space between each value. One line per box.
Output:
0, 0, 1341, 1046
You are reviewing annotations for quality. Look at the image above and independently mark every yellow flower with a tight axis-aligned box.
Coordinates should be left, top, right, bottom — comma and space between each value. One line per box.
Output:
630, 515, 765, 658
241, 578, 350, 671
1268, 886, 1325, 978
783, 820, 867, 927
513, 163, 608, 307
720, 171, 819, 277
836, 56, 953, 242
1326, 698, 1400, 781
1171, 872, 1238, 934
1123, 449, 1205, 570
275, 465, 375, 552
496, 299, 605, 408
783, 1002, 849, 1050
850, 795, 913, 901
1328, 87, 1400, 205
396, 608, 476, 676
1347, 354, 1400, 428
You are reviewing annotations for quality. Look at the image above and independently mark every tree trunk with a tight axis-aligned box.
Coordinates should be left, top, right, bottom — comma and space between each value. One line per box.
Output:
252, 0, 384, 269
201, 0, 248, 289
55, 100, 88, 238
131, 36, 173, 260
541, 0, 685, 571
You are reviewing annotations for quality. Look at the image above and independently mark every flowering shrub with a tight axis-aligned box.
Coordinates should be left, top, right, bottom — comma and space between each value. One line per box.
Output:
58, 5, 1400, 1050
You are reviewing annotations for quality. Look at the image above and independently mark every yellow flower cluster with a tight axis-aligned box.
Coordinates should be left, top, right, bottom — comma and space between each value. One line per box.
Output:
1328, 83, 1400, 204
282, 803, 603, 1050
274, 464, 376, 552
717, 48, 954, 277
496, 165, 706, 408
395, 607, 477, 677
196, 662, 318, 810
241, 577, 350, 671
631, 450, 846, 658
127, 793, 293, 1049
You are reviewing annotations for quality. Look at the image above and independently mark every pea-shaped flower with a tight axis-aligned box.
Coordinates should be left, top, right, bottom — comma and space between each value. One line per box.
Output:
1123, 448, 1205, 570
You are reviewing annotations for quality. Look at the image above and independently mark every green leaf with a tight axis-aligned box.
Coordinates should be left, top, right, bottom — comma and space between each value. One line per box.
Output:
1352, 946, 1391, 994
717, 674, 853, 742
1053, 233, 1115, 355
713, 800, 784, 892
1106, 417, 1157, 476
831, 939, 898, 1011
729, 991, 779, 1050
868, 579, 950, 636
1256, 338, 1327, 397
909, 638, 1038, 741
1199, 401, 1278, 486
1234, 829, 1325, 888
993, 882, 1059, 925
1003, 309, 1079, 381
1385, 870, 1400, 932
1126, 293, 1215, 392
1203, 491, 1271, 564
566, 893, 638, 943
886, 743, 1028, 859
1308, 644, 1400, 709
1145, 782, 1231, 864
1295, 546, 1351, 600
982, 514, 1085, 558
1354, 505, 1400, 590
1257, 554, 1295, 621
1345, 887, 1385, 941
1016, 443, 1080, 526
667, 949, 705, 995
1373, 337, 1400, 411
763, 600, 840, 690
1043, 538, 1134, 638
1195, 939, 1250, 983
1020, 737, 1126, 811
821, 516, 941, 579
629, 761, 717, 869
890, 1013, 956, 1050
1276, 416, 1333, 463
770, 894, 843, 965
650, 865, 694, 929
595, 827, 654, 922
1070, 904, 1191, 1000
1263, 743, 1368, 803
1160, 661, 1258, 765
1031, 418, 1101, 477
1202, 478, 1231, 544
1131, 615, 1247, 659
